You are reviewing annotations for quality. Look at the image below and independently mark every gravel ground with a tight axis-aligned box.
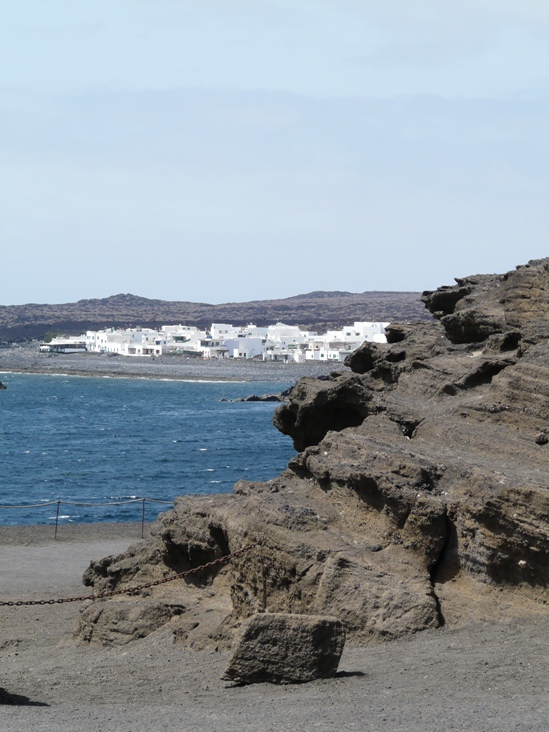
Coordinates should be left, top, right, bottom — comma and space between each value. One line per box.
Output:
2, 524, 548, 731
0, 342, 342, 382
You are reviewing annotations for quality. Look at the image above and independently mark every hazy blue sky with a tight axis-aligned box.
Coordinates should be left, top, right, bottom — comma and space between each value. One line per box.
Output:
1, 0, 548, 305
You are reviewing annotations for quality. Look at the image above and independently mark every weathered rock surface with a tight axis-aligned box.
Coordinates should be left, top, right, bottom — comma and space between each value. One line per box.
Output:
222, 613, 345, 685
421, 258, 549, 345
79, 599, 185, 646
224, 387, 293, 403
78, 258, 549, 650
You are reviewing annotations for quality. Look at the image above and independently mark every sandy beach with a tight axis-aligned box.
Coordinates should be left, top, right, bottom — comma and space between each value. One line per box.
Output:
1, 522, 548, 731
0, 342, 341, 383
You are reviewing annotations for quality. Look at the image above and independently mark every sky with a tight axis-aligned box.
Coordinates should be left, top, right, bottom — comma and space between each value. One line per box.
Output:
1, 1, 548, 305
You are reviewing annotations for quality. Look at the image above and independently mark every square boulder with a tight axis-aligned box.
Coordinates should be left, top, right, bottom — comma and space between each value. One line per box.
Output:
222, 612, 346, 685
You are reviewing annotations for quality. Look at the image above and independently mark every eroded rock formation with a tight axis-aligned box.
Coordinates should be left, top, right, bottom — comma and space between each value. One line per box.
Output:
79, 258, 549, 649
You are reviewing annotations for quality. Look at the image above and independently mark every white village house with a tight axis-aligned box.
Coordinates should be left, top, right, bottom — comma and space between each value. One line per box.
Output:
39, 336, 87, 354
40, 321, 388, 361
305, 321, 387, 362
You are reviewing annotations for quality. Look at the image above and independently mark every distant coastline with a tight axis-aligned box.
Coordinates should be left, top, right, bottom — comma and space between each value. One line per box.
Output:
0, 290, 428, 343
0, 341, 342, 383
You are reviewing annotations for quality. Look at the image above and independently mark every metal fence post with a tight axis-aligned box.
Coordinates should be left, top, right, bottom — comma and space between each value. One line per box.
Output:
54, 500, 61, 539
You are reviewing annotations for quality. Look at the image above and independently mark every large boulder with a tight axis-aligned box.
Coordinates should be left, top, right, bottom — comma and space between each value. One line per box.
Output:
222, 613, 346, 684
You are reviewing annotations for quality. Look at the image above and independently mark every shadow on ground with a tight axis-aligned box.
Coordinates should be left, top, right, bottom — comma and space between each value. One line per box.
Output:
0, 688, 49, 706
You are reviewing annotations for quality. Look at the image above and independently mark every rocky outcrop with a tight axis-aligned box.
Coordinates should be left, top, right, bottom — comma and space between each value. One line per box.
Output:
223, 387, 293, 403
78, 258, 549, 650
421, 258, 549, 345
272, 374, 378, 451
222, 613, 346, 684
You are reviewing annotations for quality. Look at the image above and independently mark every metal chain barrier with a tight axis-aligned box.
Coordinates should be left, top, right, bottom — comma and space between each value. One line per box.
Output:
0, 497, 175, 509
0, 497, 176, 538
0, 542, 257, 607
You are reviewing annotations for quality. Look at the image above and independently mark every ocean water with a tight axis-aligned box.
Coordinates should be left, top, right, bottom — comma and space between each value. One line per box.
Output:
0, 373, 295, 526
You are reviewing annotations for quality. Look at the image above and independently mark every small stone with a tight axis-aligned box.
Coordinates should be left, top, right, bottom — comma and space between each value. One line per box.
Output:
222, 613, 346, 685
535, 432, 548, 445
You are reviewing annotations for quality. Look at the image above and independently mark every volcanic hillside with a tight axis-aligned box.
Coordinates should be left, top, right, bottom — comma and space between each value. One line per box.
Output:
0, 291, 428, 342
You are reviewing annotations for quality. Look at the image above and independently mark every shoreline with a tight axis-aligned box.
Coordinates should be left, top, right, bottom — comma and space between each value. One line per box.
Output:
0, 521, 153, 546
0, 368, 247, 383
0, 342, 343, 383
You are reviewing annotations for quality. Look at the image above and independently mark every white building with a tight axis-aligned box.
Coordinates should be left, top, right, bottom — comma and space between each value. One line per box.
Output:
160, 325, 208, 355
222, 336, 265, 359
305, 347, 353, 362
85, 328, 167, 356
73, 319, 388, 361
305, 322, 389, 362
39, 336, 87, 353
211, 323, 236, 340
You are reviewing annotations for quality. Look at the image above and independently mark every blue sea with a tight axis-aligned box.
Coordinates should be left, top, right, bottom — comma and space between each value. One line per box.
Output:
0, 373, 295, 526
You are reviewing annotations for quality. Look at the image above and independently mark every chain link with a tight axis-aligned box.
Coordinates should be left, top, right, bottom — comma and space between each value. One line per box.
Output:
0, 543, 257, 607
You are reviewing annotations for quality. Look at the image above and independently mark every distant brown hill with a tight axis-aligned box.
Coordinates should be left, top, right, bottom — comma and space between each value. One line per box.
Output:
0, 291, 430, 342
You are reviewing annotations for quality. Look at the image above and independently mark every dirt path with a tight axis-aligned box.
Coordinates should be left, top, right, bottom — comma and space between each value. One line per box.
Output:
1, 524, 548, 731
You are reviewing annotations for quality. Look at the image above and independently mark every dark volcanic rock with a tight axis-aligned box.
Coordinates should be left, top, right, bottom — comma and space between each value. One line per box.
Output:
227, 388, 293, 403
233, 394, 283, 402
78, 258, 549, 650
222, 613, 346, 685
342, 341, 379, 374
273, 374, 377, 451
422, 258, 549, 345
